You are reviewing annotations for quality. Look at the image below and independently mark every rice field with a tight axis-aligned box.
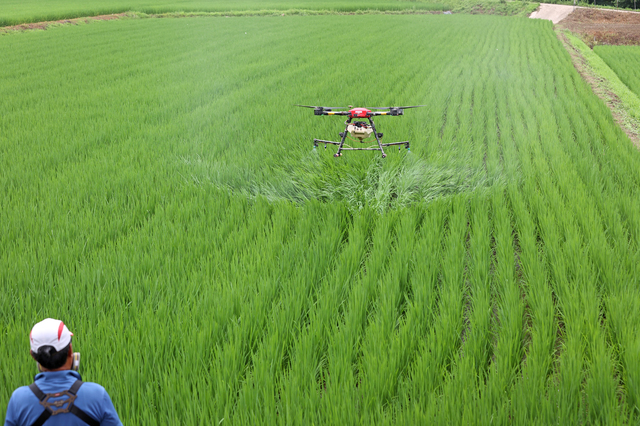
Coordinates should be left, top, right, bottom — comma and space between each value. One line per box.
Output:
0, 0, 445, 27
2, 13, 640, 425
594, 44, 640, 98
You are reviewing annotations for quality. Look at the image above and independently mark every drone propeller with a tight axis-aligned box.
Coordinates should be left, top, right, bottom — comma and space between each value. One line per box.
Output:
296, 104, 426, 117
367, 105, 427, 110
295, 105, 348, 110
366, 105, 427, 116
295, 104, 351, 116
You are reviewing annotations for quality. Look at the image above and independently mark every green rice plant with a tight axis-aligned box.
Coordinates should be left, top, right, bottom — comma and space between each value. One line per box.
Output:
277, 210, 372, 423
356, 209, 420, 419
229, 203, 344, 422
391, 201, 448, 421
476, 188, 524, 423
399, 196, 468, 422
424, 195, 491, 424
317, 210, 398, 423
508, 184, 557, 424
595, 45, 640, 100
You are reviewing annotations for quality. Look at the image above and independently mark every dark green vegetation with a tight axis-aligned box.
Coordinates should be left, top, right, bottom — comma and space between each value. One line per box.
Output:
2, 13, 640, 424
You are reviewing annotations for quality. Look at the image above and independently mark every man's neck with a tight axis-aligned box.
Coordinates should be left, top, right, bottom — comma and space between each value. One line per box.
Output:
39, 360, 72, 372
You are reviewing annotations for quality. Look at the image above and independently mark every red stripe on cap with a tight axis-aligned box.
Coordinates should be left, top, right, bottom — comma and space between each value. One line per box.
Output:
58, 322, 64, 340
30, 331, 32, 342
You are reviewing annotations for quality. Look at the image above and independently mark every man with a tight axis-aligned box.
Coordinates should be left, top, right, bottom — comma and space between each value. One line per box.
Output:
4, 318, 122, 426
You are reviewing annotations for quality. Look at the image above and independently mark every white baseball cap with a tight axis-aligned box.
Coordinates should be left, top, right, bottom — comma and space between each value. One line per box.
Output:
30, 318, 73, 352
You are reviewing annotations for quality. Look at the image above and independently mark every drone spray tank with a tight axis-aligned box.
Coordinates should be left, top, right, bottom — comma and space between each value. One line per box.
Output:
345, 121, 374, 142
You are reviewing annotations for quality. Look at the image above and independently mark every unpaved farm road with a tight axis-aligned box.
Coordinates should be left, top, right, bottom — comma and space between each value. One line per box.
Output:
530, 3, 576, 23
531, 3, 640, 26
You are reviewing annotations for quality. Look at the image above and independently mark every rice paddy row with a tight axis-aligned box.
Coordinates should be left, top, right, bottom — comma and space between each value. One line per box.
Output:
595, 44, 640, 98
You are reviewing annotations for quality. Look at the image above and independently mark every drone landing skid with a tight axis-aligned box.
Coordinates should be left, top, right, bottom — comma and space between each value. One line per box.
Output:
313, 116, 409, 158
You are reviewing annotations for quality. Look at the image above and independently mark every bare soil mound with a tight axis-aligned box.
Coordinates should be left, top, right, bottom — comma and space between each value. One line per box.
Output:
559, 7, 640, 45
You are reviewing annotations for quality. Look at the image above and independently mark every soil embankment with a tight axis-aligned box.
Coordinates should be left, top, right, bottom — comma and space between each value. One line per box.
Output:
559, 7, 640, 45
0, 13, 126, 33
531, 4, 640, 45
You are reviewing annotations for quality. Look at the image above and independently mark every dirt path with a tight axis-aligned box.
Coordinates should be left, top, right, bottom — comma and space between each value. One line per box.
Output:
530, 3, 576, 23
0, 13, 127, 34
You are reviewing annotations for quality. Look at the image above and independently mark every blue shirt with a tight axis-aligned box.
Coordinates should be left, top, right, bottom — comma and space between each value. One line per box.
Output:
4, 370, 122, 426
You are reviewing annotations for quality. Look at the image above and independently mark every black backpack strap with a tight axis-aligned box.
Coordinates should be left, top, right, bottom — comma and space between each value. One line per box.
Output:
68, 380, 84, 395
67, 381, 100, 426
28, 383, 47, 401
28, 380, 100, 426
70, 404, 100, 426
28, 383, 51, 426
29, 410, 51, 426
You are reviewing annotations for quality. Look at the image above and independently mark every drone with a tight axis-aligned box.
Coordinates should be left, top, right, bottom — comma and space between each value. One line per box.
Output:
296, 105, 424, 158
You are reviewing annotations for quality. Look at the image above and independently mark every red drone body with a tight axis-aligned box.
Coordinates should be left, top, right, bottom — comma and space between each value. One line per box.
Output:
348, 108, 372, 118
295, 104, 425, 157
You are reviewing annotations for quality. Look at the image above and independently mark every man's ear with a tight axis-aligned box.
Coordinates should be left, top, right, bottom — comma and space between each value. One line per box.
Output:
68, 344, 73, 357
30, 351, 37, 361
